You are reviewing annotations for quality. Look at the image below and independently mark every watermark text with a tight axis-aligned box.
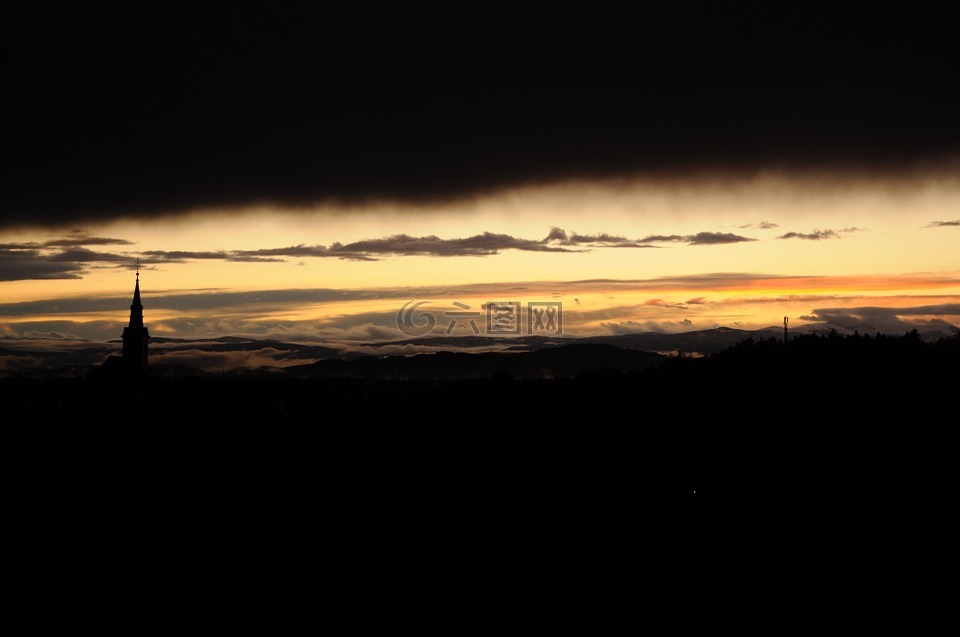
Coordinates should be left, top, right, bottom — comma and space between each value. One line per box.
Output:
396, 300, 563, 337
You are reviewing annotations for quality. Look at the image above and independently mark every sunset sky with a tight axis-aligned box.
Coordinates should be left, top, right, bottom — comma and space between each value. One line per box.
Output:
2, 5, 958, 364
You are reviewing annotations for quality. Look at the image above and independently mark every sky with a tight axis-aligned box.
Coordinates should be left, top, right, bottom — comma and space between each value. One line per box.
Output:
2, 4, 958, 369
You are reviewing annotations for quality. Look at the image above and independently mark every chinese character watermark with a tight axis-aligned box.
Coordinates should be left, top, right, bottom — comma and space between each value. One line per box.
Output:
486, 302, 521, 335
395, 300, 563, 337
528, 301, 562, 335
444, 301, 481, 334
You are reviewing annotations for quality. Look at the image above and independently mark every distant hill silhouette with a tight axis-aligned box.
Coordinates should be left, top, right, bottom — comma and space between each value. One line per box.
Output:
284, 342, 667, 380
369, 323, 960, 354
3, 323, 955, 378
6, 327, 958, 631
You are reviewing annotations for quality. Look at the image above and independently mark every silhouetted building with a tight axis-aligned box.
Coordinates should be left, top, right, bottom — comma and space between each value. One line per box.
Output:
122, 267, 150, 374
95, 267, 150, 380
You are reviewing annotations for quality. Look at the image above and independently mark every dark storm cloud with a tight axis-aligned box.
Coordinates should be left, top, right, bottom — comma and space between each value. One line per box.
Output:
924, 220, 960, 227
2, 4, 958, 229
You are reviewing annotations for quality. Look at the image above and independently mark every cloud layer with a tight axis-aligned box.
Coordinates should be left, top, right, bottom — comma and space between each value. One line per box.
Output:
10, 221, 950, 281
3, 272, 959, 344
3, 5, 959, 228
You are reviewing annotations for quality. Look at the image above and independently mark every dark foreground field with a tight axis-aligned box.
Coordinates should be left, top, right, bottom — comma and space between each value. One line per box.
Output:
8, 332, 958, 633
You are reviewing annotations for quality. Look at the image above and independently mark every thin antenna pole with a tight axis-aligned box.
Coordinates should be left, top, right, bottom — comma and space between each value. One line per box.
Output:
784, 316, 788, 342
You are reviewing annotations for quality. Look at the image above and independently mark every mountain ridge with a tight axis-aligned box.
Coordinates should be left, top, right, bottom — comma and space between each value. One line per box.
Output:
1, 323, 956, 379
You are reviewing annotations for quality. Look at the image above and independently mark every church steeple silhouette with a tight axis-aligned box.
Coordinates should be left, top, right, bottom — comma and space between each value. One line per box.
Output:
121, 261, 150, 374
92, 261, 151, 381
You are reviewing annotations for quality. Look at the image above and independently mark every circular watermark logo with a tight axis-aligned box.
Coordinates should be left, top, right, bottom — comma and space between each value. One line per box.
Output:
396, 300, 437, 337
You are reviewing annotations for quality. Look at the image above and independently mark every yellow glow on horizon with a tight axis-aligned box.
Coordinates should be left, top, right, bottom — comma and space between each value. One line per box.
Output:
3, 170, 958, 340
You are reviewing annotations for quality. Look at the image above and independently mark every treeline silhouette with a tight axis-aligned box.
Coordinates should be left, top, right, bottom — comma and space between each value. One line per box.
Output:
9, 330, 958, 633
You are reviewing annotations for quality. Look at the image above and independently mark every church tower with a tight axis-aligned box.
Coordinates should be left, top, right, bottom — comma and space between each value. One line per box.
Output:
121, 262, 150, 374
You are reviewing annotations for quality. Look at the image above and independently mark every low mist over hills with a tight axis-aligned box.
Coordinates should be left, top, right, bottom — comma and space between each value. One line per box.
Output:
2, 323, 957, 379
